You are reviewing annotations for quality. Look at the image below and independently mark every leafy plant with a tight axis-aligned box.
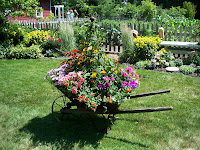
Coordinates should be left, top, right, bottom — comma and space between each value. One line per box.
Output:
136, 61, 147, 69
180, 65, 196, 75
7, 44, 43, 59
174, 58, 183, 67
183, 1, 197, 19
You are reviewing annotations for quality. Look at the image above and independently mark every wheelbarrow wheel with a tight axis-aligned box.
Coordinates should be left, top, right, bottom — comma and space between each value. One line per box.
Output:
52, 95, 69, 121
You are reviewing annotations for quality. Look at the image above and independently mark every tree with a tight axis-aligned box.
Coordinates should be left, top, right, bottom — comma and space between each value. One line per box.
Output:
0, 0, 40, 24
183, 1, 197, 19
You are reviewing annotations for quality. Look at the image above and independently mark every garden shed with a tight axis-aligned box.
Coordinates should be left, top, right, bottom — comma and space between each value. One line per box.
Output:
9, 0, 51, 21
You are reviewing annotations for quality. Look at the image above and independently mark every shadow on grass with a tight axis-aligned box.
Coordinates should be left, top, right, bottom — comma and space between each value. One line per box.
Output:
20, 113, 149, 149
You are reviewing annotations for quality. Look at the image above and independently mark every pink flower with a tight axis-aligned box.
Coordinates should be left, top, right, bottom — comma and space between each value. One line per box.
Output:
126, 67, 133, 74
58, 37, 62, 41
77, 82, 82, 88
191, 51, 195, 54
72, 87, 78, 94
122, 71, 128, 77
103, 75, 109, 81
79, 78, 84, 83
74, 81, 79, 86
48, 36, 52, 40
111, 77, 115, 81
165, 62, 169, 66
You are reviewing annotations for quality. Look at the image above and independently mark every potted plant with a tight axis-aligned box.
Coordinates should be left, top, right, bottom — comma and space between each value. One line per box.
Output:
44, 18, 140, 112
195, 25, 200, 45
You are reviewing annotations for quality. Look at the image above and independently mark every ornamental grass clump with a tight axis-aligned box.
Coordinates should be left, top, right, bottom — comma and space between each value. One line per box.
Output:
45, 20, 140, 112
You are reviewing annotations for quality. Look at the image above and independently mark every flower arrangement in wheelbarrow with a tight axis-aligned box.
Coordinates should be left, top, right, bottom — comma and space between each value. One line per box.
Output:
45, 18, 140, 112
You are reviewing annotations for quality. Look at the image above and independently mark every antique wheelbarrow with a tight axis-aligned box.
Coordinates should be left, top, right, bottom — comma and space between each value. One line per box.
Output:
52, 89, 173, 133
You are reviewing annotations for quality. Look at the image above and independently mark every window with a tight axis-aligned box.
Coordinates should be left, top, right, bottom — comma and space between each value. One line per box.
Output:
36, 7, 43, 18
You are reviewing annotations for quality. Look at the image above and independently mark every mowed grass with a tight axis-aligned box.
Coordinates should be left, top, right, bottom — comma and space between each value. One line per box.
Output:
0, 59, 199, 150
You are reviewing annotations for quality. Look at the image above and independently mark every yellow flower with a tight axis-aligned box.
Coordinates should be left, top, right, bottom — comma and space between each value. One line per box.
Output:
91, 72, 97, 78
77, 62, 80, 65
101, 71, 106, 74
94, 50, 98, 53
114, 70, 117, 74
81, 52, 84, 56
87, 46, 93, 50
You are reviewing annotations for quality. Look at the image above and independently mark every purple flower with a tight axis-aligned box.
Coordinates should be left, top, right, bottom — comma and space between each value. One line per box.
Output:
54, 82, 59, 85
98, 83, 104, 88
44, 75, 48, 79
128, 80, 137, 89
123, 81, 128, 87
105, 83, 109, 88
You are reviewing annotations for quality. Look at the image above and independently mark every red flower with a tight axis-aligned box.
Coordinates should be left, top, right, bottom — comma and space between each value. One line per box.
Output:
91, 103, 95, 107
64, 83, 68, 86
91, 80, 94, 83
85, 98, 89, 101
58, 37, 62, 42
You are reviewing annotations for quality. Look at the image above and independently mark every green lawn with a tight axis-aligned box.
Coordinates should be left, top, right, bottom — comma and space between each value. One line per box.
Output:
0, 59, 199, 150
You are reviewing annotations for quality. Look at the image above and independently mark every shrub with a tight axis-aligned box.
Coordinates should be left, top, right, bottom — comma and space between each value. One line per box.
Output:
183, 1, 197, 19
169, 61, 175, 67
136, 61, 147, 69
7, 44, 43, 59
133, 36, 162, 62
40, 37, 62, 57
0, 22, 24, 46
180, 65, 196, 75
167, 6, 186, 18
58, 23, 76, 53
138, 0, 157, 19
119, 25, 135, 63
187, 51, 200, 66
174, 58, 183, 67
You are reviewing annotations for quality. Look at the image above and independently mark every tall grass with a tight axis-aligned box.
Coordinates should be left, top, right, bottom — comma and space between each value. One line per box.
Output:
119, 24, 135, 63
58, 23, 76, 53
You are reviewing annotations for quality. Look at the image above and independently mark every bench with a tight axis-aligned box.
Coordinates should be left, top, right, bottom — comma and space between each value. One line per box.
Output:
160, 41, 200, 58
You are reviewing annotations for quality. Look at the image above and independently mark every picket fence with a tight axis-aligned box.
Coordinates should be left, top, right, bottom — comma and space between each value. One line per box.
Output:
15, 20, 199, 58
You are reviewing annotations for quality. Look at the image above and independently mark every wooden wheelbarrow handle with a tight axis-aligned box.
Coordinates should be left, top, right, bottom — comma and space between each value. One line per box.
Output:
130, 89, 170, 98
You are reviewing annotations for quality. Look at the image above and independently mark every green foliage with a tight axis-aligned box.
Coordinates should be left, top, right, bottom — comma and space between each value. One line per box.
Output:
40, 38, 62, 57
167, 6, 186, 18
138, 0, 157, 19
0, 22, 24, 46
58, 23, 76, 53
180, 65, 196, 75
169, 61, 175, 67
174, 58, 183, 67
6, 44, 43, 59
106, 28, 121, 46
119, 25, 135, 63
183, 1, 197, 19
187, 51, 200, 66
136, 61, 147, 69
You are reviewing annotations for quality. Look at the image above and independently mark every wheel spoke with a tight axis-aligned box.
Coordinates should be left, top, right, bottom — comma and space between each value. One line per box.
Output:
55, 102, 64, 108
